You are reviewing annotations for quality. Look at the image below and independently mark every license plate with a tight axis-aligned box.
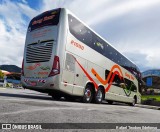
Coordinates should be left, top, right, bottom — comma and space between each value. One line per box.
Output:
30, 81, 37, 86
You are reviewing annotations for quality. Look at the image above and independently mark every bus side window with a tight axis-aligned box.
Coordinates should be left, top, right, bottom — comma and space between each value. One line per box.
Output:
104, 44, 115, 62
131, 84, 137, 92
105, 69, 123, 87
113, 73, 124, 87
92, 35, 105, 55
65, 53, 75, 72
68, 14, 92, 48
105, 70, 110, 79
124, 79, 131, 90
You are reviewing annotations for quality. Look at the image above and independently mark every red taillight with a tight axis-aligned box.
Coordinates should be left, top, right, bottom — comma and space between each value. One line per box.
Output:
21, 59, 24, 76
48, 56, 60, 77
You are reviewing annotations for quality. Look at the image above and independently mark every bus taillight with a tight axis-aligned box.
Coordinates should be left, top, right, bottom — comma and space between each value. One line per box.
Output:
48, 56, 60, 77
21, 59, 24, 76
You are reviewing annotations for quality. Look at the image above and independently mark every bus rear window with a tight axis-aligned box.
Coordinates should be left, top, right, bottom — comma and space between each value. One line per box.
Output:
28, 8, 61, 32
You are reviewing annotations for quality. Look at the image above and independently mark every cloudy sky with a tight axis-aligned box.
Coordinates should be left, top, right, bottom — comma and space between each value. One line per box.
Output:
0, 0, 160, 72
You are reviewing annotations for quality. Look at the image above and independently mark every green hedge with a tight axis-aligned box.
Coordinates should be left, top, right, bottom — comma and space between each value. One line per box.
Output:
141, 95, 160, 102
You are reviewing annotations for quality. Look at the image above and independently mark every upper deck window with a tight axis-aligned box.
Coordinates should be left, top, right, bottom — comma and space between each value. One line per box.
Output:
28, 8, 61, 32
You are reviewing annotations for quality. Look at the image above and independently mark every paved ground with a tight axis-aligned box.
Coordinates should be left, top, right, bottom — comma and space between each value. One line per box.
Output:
0, 88, 160, 131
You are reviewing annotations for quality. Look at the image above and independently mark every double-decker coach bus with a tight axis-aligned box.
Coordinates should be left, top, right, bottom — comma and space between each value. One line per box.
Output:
21, 8, 142, 106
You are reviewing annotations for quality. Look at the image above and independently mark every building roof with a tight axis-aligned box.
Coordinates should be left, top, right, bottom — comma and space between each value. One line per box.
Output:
142, 69, 160, 78
1, 70, 11, 75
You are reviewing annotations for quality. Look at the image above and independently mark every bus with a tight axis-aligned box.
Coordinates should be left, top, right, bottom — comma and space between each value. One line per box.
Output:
21, 8, 142, 106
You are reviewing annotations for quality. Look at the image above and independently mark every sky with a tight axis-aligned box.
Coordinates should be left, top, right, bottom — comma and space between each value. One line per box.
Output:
0, 0, 160, 72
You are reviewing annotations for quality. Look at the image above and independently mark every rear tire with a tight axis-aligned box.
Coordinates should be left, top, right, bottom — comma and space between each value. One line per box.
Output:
95, 88, 104, 104
82, 85, 94, 103
130, 97, 136, 106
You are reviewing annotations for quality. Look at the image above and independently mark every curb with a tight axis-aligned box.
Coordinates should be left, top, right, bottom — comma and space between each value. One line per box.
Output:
135, 104, 160, 110
0, 87, 6, 89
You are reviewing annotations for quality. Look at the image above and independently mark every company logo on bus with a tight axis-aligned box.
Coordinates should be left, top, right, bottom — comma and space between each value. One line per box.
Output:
70, 40, 84, 50
32, 15, 55, 25
26, 63, 41, 70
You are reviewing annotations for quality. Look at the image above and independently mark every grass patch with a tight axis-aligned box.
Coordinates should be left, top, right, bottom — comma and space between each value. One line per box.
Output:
141, 95, 160, 102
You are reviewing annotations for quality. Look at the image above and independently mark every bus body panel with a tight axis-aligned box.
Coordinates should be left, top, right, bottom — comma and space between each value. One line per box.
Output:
21, 8, 141, 104
65, 31, 139, 103
65, 10, 141, 104
72, 55, 87, 96
22, 8, 63, 91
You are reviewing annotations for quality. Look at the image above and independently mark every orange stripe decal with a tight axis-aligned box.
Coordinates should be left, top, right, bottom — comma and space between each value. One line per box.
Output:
91, 65, 124, 93
71, 54, 124, 92
91, 65, 123, 86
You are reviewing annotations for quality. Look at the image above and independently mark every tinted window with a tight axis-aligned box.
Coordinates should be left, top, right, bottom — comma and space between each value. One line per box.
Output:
131, 84, 137, 92
65, 53, 75, 72
104, 44, 113, 60
68, 14, 92, 47
28, 8, 61, 31
92, 35, 105, 54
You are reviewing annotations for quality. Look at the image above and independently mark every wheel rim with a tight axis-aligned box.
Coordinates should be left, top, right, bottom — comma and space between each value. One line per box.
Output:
97, 90, 103, 102
85, 89, 92, 102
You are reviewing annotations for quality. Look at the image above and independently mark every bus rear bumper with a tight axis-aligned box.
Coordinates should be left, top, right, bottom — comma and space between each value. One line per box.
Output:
21, 76, 59, 90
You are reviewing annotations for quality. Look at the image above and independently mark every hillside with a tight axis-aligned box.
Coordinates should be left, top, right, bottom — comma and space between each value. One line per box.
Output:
0, 65, 21, 73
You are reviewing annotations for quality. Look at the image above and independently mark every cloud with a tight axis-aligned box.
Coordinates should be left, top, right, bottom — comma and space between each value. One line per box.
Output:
0, 0, 160, 72
87, 0, 160, 25
123, 50, 160, 72
0, 0, 38, 67
122, 51, 154, 72
0, 17, 25, 65
41, 0, 160, 25
18, 2, 38, 19
40, 0, 113, 22
21, 0, 28, 4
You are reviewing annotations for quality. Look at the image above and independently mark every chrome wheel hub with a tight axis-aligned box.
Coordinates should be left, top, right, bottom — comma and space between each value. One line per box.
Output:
97, 90, 102, 102
85, 89, 91, 101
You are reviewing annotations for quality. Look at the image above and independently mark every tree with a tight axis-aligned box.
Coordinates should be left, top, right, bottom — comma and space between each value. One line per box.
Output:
0, 70, 4, 79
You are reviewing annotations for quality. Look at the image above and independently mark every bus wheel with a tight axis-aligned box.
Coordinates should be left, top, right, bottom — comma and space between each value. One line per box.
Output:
82, 85, 94, 103
95, 88, 104, 104
130, 97, 136, 106
107, 100, 113, 104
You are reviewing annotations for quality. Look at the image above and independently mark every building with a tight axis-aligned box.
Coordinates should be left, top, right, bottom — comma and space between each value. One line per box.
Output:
1, 70, 11, 75
142, 69, 160, 94
1, 70, 21, 87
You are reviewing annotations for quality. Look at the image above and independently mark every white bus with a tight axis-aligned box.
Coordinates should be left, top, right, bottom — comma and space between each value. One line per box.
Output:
21, 8, 142, 106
